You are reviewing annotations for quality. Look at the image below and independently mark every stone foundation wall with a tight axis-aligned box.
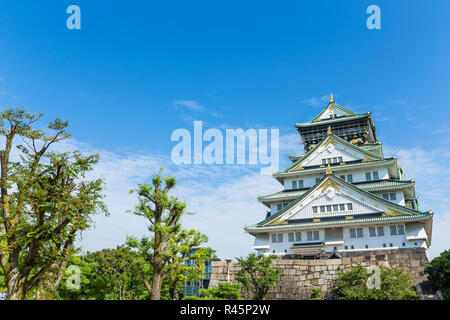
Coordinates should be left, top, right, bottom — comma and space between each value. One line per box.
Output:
209, 248, 429, 300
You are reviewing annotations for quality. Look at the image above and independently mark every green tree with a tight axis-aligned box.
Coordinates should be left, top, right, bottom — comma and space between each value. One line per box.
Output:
126, 169, 190, 300
85, 246, 150, 300
57, 247, 150, 300
184, 282, 242, 300
234, 253, 280, 300
425, 249, 450, 299
309, 288, 323, 300
0, 108, 107, 299
331, 264, 418, 300
164, 230, 214, 300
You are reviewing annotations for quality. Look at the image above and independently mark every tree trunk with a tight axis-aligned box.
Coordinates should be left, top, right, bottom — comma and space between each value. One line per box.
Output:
6, 269, 25, 300
169, 281, 179, 300
150, 268, 162, 300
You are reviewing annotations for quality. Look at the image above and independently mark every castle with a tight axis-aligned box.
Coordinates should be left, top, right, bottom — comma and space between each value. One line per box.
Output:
245, 95, 433, 259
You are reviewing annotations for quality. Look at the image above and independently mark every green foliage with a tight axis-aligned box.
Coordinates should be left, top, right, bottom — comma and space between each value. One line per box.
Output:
331, 265, 418, 300
57, 246, 151, 300
0, 108, 107, 299
425, 249, 450, 299
309, 288, 323, 300
183, 282, 242, 300
234, 253, 280, 300
127, 169, 208, 300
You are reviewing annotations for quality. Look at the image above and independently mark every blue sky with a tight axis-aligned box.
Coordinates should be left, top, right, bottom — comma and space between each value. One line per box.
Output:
1, 1, 449, 259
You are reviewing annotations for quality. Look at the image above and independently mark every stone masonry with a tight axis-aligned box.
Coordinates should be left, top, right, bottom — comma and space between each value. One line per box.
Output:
209, 248, 429, 299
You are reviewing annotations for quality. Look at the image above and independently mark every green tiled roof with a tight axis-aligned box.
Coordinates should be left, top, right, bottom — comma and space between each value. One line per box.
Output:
310, 102, 357, 123
283, 133, 386, 173
295, 113, 369, 128
245, 212, 432, 233
258, 179, 414, 204
288, 143, 384, 162
254, 174, 428, 229
274, 158, 396, 181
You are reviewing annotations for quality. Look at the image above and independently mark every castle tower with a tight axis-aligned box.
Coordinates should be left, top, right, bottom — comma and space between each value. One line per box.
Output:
245, 97, 433, 258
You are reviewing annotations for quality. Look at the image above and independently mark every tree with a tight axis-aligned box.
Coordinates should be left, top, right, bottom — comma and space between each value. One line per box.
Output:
0, 108, 107, 299
164, 230, 215, 300
57, 246, 150, 300
183, 282, 242, 300
331, 264, 418, 300
425, 249, 450, 299
126, 169, 191, 300
234, 253, 280, 300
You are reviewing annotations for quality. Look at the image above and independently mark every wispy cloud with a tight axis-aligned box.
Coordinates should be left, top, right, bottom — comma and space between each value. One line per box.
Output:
301, 95, 329, 107
385, 145, 450, 258
0, 90, 19, 100
173, 100, 204, 111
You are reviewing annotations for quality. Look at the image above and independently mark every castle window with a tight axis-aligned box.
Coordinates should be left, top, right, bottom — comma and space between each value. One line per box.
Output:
390, 225, 405, 236
351, 245, 354, 249
389, 243, 393, 247
347, 175, 353, 182
288, 233, 295, 242
322, 159, 326, 165
389, 193, 396, 201
372, 171, 379, 180
350, 228, 363, 238
295, 232, 302, 241
365, 245, 368, 248
307, 231, 319, 241
277, 234, 283, 243
292, 180, 297, 189
333, 204, 339, 211
313, 206, 318, 213
315, 177, 321, 183
277, 204, 282, 211
383, 243, 386, 247
320, 205, 326, 213
390, 226, 397, 235
402, 242, 406, 247
340, 175, 346, 180
326, 205, 332, 212
345, 246, 348, 250
365, 172, 372, 181
369, 226, 384, 237
271, 234, 277, 243
298, 180, 304, 188
339, 204, 346, 211
383, 194, 389, 200
347, 203, 353, 211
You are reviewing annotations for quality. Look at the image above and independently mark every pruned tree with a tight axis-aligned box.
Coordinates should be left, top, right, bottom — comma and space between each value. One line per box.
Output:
0, 108, 107, 299
235, 253, 280, 300
164, 230, 214, 300
126, 169, 190, 300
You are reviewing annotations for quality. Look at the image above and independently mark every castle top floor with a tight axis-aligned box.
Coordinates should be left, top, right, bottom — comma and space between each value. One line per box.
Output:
295, 94, 377, 151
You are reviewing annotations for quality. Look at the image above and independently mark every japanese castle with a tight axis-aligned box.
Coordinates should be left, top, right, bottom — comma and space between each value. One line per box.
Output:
245, 95, 433, 258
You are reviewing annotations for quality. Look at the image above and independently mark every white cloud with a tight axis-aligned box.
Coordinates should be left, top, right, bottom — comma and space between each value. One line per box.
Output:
173, 100, 204, 111
385, 145, 450, 259
301, 95, 329, 107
